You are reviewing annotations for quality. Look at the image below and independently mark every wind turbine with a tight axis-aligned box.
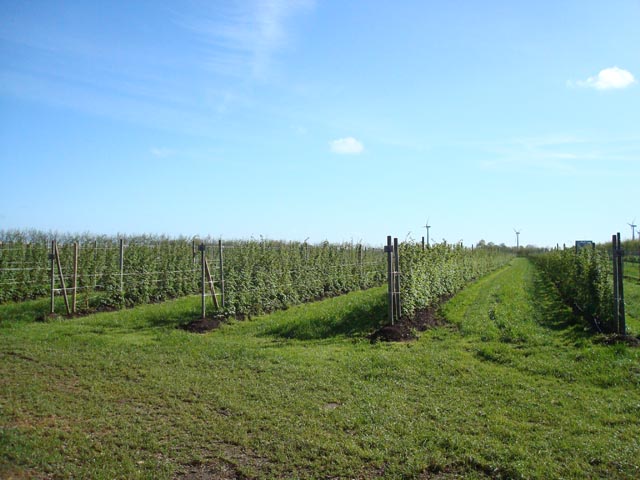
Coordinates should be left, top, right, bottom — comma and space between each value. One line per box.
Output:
423, 219, 431, 247
629, 219, 637, 241
514, 228, 521, 249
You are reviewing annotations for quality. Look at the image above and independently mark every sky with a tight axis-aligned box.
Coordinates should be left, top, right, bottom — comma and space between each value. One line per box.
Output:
0, 0, 638, 248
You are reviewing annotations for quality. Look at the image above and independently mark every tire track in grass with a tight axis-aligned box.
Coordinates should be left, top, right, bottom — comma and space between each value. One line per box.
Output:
442, 257, 639, 386
443, 258, 541, 343
432, 258, 640, 478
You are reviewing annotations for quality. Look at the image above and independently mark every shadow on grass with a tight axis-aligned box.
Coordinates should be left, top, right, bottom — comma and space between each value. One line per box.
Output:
261, 294, 388, 341
0, 294, 207, 334
530, 269, 592, 342
131, 309, 203, 331
107, 299, 212, 332
0, 298, 51, 324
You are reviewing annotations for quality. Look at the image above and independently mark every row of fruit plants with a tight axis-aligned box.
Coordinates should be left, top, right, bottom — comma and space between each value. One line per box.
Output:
529, 247, 614, 332
399, 242, 514, 318
0, 230, 385, 315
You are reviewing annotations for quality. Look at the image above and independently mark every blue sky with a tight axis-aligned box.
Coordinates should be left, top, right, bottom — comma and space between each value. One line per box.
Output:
1, 0, 638, 247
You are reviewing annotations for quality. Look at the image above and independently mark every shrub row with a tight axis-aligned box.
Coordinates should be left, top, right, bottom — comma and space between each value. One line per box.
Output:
0, 231, 385, 315
529, 248, 614, 332
399, 242, 514, 318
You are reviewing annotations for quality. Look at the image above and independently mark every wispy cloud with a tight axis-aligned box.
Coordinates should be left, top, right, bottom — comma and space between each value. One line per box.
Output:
178, 0, 314, 79
570, 67, 636, 90
479, 134, 640, 175
330, 137, 364, 155
0, 1, 314, 135
150, 147, 175, 158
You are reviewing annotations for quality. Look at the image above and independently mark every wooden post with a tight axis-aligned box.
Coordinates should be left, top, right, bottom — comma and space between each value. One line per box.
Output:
219, 239, 225, 308
393, 237, 402, 320
385, 236, 394, 325
617, 233, 626, 334
93, 240, 98, 289
612, 235, 620, 333
422, 236, 425, 251
204, 258, 220, 309
72, 242, 78, 314
54, 242, 71, 315
50, 240, 56, 314
200, 243, 206, 319
119, 238, 124, 296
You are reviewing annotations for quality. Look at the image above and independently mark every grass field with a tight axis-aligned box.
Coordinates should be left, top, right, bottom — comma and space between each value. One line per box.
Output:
1, 258, 639, 479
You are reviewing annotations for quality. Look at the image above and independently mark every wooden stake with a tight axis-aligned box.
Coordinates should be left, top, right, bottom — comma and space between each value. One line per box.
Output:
200, 243, 206, 319
119, 238, 124, 296
385, 236, 394, 325
93, 240, 98, 289
612, 234, 620, 333
50, 240, 55, 315
204, 258, 220, 309
393, 237, 402, 320
617, 233, 626, 334
54, 242, 71, 315
219, 239, 225, 308
72, 242, 78, 314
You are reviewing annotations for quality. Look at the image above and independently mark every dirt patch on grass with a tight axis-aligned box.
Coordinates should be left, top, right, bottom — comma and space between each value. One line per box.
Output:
174, 443, 273, 480
174, 460, 240, 480
369, 296, 451, 343
180, 316, 226, 333
0, 467, 54, 480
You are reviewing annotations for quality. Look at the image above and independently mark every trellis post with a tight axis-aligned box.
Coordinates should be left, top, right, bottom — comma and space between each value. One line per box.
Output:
617, 233, 626, 334
612, 233, 626, 335
385, 236, 394, 325
72, 242, 78, 314
200, 243, 206, 319
393, 237, 401, 320
119, 238, 124, 296
49, 240, 55, 314
219, 239, 225, 308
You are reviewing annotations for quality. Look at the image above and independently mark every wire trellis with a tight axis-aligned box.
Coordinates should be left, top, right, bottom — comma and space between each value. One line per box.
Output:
1, 236, 386, 317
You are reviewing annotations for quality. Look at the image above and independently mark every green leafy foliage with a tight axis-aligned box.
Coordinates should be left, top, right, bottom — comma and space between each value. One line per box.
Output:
399, 242, 514, 318
220, 240, 384, 316
0, 231, 385, 315
530, 248, 614, 332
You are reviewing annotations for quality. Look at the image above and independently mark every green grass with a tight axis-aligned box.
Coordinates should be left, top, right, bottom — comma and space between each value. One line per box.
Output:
2, 259, 639, 479
624, 261, 639, 280
624, 276, 640, 335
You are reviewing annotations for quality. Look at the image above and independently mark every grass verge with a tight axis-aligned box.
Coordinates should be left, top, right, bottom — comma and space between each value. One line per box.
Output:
1, 259, 639, 479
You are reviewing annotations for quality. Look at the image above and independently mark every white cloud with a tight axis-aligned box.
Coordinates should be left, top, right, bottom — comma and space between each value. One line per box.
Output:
574, 67, 636, 90
150, 147, 175, 158
330, 137, 364, 155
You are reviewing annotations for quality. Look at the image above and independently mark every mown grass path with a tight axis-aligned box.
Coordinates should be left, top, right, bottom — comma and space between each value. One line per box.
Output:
1, 258, 639, 479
